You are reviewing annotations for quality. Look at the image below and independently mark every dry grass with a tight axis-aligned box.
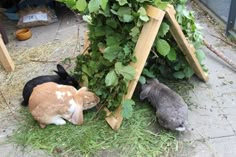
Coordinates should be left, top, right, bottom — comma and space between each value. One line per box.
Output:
0, 37, 78, 111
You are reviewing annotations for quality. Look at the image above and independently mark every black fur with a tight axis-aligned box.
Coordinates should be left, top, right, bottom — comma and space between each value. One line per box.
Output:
21, 64, 79, 106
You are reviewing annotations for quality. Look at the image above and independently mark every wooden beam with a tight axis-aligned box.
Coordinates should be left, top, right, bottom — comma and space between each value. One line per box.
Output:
0, 35, 15, 72
105, 6, 165, 130
165, 5, 208, 81
85, 5, 209, 130
82, 31, 90, 54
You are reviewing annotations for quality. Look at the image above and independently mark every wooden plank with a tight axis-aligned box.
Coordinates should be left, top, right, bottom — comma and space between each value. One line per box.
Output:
165, 5, 208, 82
105, 6, 165, 130
0, 35, 15, 72
82, 31, 90, 54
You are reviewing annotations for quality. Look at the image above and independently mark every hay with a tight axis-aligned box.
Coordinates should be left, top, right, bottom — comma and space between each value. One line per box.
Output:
0, 37, 78, 111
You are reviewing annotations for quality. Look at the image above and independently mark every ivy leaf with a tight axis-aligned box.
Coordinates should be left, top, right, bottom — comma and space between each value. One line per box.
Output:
139, 76, 146, 84
82, 65, 92, 77
202, 64, 208, 72
103, 45, 122, 62
106, 36, 121, 46
167, 48, 177, 61
136, 0, 150, 2
156, 39, 170, 56
138, 7, 149, 22
106, 19, 118, 29
81, 75, 89, 87
142, 68, 155, 78
105, 70, 118, 86
76, 0, 87, 12
88, 0, 100, 13
173, 63, 181, 71
116, 0, 128, 6
130, 26, 140, 42
59, 0, 76, 9
117, 7, 130, 16
123, 44, 131, 56
184, 66, 194, 78
153, 0, 169, 10
130, 26, 140, 38
121, 99, 135, 119
173, 71, 185, 79
100, 0, 108, 10
94, 26, 106, 37
122, 14, 134, 22
196, 49, 205, 65
179, 0, 188, 4
139, 15, 149, 22
115, 62, 136, 80
82, 15, 92, 24
117, 7, 134, 22
97, 42, 106, 52
158, 22, 170, 37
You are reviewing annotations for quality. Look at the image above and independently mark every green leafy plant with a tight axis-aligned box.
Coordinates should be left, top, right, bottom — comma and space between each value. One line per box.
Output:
57, 0, 207, 117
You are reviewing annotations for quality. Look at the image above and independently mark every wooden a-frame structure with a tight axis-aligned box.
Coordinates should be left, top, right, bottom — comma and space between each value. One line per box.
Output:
83, 5, 208, 130
0, 35, 15, 72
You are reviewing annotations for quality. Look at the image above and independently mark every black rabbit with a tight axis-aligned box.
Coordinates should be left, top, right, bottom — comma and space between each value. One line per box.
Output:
21, 64, 80, 106
140, 79, 188, 131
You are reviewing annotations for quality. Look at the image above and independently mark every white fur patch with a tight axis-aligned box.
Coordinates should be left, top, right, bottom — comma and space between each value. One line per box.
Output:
67, 92, 72, 96
57, 85, 63, 88
68, 99, 77, 113
55, 91, 65, 99
175, 127, 186, 132
51, 116, 66, 125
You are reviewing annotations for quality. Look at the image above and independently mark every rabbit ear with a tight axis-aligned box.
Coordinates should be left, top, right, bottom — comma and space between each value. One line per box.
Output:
77, 87, 88, 93
55, 64, 69, 79
71, 97, 84, 125
153, 78, 159, 83
140, 85, 152, 100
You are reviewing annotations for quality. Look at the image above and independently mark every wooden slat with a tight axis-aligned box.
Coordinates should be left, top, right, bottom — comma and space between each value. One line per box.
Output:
105, 6, 165, 130
82, 31, 90, 54
165, 5, 208, 81
0, 35, 15, 72
88, 4, 208, 130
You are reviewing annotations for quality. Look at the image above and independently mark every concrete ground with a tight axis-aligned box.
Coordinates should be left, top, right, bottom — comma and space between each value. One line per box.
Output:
174, 2, 236, 157
0, 8, 87, 157
0, 2, 236, 157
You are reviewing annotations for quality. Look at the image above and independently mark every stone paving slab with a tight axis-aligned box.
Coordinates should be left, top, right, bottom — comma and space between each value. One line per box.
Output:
0, 2, 236, 157
207, 136, 236, 157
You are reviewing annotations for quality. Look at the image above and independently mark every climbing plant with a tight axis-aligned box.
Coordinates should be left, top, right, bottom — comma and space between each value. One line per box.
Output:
57, 0, 207, 118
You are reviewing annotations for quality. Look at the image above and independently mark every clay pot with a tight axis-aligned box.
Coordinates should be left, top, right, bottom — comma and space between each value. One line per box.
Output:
15, 28, 32, 41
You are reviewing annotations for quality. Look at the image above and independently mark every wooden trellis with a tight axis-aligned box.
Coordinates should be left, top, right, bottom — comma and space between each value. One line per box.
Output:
83, 5, 208, 130
0, 35, 15, 72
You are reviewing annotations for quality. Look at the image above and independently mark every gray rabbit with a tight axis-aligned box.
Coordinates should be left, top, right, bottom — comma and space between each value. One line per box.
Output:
140, 79, 188, 131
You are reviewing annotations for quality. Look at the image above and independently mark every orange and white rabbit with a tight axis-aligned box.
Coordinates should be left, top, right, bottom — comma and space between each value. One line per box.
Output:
28, 82, 100, 128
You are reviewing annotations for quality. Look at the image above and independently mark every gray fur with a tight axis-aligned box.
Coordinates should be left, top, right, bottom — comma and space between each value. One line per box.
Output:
140, 79, 188, 131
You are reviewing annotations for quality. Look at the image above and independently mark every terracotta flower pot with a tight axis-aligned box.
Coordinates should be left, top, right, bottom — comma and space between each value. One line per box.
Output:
15, 28, 32, 41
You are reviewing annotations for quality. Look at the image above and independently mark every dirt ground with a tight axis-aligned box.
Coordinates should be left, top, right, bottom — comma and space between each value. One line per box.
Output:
0, 1, 236, 157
